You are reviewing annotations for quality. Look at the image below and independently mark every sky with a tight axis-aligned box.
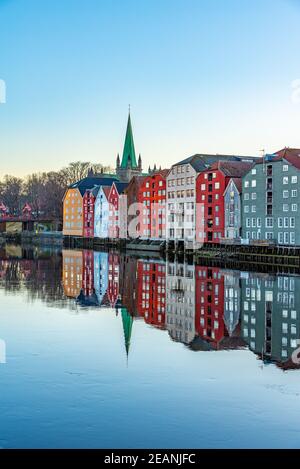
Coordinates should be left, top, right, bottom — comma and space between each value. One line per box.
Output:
0, 0, 300, 177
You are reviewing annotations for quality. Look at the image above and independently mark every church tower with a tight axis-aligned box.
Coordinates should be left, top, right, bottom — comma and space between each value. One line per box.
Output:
116, 112, 143, 182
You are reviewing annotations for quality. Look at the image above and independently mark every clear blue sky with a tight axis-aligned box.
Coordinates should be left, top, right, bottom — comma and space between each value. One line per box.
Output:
0, 0, 300, 177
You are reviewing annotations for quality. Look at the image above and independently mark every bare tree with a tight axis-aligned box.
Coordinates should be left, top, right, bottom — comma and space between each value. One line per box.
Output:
0, 175, 24, 215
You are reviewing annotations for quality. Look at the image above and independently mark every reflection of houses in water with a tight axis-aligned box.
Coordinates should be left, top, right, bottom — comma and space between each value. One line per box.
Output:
137, 260, 166, 329
166, 260, 195, 344
61, 249, 300, 370
222, 269, 241, 337
93, 252, 108, 305
62, 249, 83, 298
241, 272, 300, 368
107, 253, 121, 308
195, 266, 228, 349
119, 256, 138, 317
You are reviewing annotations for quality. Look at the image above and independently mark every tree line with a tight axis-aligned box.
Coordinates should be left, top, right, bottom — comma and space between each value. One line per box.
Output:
0, 161, 114, 219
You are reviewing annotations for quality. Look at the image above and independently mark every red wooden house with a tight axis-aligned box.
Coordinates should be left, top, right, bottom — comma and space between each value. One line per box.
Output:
196, 161, 253, 244
83, 188, 97, 238
108, 182, 128, 239
138, 170, 168, 240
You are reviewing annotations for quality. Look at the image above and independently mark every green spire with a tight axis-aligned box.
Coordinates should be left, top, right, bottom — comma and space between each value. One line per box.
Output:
121, 113, 138, 169
121, 307, 133, 357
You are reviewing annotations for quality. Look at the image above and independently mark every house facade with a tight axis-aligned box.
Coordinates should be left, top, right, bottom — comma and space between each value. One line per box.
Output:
83, 189, 96, 238
166, 154, 251, 247
241, 148, 300, 245
108, 182, 128, 239
94, 186, 110, 239
223, 178, 243, 239
138, 170, 168, 240
196, 161, 253, 244
63, 175, 118, 237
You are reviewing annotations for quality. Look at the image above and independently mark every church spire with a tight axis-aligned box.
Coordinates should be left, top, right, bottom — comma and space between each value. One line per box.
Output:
121, 308, 133, 359
120, 112, 138, 169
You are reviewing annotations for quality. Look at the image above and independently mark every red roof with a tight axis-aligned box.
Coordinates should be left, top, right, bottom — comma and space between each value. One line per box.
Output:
102, 186, 111, 199
207, 160, 254, 177
275, 148, 300, 170
230, 177, 243, 193
255, 148, 300, 170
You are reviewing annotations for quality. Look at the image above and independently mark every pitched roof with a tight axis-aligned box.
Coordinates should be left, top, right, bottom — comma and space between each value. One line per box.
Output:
173, 153, 256, 172
102, 186, 111, 198
231, 177, 243, 193
208, 160, 254, 177
254, 148, 300, 170
275, 148, 300, 170
146, 169, 170, 179
68, 175, 119, 196
91, 186, 101, 197
113, 182, 129, 195
121, 113, 138, 169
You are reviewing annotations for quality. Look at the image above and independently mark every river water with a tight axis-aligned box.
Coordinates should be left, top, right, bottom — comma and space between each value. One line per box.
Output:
0, 244, 299, 448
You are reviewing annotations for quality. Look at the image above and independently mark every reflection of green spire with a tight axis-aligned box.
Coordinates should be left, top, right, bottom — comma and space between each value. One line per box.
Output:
121, 113, 137, 169
121, 307, 133, 357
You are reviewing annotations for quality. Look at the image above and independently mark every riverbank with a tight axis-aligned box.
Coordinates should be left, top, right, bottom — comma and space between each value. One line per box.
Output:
62, 235, 300, 271
0, 231, 63, 247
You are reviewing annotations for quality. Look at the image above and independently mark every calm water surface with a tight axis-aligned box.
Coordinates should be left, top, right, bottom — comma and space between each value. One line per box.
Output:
0, 244, 300, 448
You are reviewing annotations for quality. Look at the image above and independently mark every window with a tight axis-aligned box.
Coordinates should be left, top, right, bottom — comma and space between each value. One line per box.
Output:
283, 177, 289, 185
244, 206, 249, 213
278, 218, 283, 228
278, 232, 284, 244
251, 219, 256, 228
257, 218, 261, 228
292, 189, 298, 198
201, 184, 206, 191
246, 218, 250, 228
283, 165, 289, 172
244, 193, 249, 200
283, 190, 289, 198
245, 181, 249, 188
290, 217, 295, 228
215, 182, 220, 189
290, 232, 295, 244
292, 204, 298, 212
283, 204, 289, 212
284, 217, 289, 228
251, 168, 257, 175
251, 206, 256, 213
292, 176, 298, 184
284, 232, 289, 244
251, 180, 256, 188
266, 232, 273, 240
251, 193, 257, 200
265, 217, 273, 228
